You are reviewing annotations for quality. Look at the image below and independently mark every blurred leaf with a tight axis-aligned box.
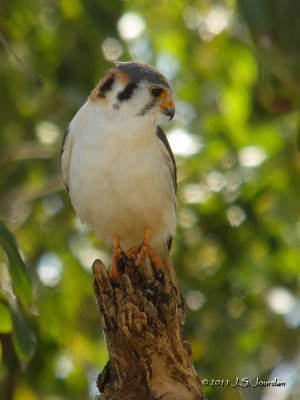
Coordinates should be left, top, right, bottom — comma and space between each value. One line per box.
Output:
10, 302, 36, 362
237, 0, 300, 111
0, 301, 13, 333
237, 0, 272, 33
296, 123, 300, 152
0, 220, 32, 307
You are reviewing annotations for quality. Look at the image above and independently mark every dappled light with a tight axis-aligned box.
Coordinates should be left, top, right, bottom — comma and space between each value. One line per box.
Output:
35, 121, 60, 145
186, 289, 206, 311
182, 183, 211, 204
54, 352, 74, 380
238, 145, 267, 167
101, 37, 124, 62
199, 6, 232, 41
117, 12, 146, 41
265, 287, 300, 329
167, 128, 203, 156
37, 252, 63, 287
226, 204, 246, 227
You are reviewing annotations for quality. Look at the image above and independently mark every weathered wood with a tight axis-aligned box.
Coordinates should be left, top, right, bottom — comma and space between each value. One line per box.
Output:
92, 257, 204, 400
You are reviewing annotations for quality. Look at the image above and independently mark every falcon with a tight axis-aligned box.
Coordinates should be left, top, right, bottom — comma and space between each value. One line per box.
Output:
61, 61, 185, 321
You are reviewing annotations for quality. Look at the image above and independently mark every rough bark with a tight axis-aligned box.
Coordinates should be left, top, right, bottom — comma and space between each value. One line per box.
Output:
92, 256, 204, 400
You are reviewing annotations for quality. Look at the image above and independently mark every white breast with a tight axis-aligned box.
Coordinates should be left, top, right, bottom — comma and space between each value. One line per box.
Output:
68, 101, 176, 250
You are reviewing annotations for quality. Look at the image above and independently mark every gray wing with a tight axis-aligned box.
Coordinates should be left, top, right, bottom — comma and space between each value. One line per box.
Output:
156, 127, 184, 320
61, 123, 73, 191
156, 125, 177, 252
156, 125, 177, 193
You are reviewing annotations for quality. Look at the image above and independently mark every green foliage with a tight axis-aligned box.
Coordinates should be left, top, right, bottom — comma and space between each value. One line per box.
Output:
0, 220, 36, 366
10, 302, 36, 362
0, 0, 299, 399
0, 220, 32, 307
0, 302, 13, 334
237, 0, 300, 111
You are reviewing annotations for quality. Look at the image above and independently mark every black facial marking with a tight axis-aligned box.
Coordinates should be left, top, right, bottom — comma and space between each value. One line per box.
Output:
97, 75, 115, 98
117, 82, 138, 102
137, 98, 156, 116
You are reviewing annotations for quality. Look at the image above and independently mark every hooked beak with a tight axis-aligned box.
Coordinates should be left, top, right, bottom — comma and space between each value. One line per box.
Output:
160, 99, 175, 121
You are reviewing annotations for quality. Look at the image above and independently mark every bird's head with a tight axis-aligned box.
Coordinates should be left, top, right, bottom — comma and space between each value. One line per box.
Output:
89, 61, 175, 123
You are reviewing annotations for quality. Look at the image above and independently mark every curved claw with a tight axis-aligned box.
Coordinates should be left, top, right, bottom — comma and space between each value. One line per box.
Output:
135, 227, 163, 272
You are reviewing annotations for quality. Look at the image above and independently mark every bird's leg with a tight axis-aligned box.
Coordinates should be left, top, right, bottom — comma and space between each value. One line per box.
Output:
135, 227, 163, 272
126, 245, 139, 259
109, 235, 123, 281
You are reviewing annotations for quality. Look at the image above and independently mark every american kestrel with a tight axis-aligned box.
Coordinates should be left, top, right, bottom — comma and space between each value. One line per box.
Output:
61, 61, 185, 321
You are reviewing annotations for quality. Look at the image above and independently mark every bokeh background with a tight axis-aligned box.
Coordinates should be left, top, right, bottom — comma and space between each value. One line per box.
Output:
0, 0, 300, 399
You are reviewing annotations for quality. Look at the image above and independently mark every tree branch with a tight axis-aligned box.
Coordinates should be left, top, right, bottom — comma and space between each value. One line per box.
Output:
92, 257, 204, 400
0, 32, 44, 88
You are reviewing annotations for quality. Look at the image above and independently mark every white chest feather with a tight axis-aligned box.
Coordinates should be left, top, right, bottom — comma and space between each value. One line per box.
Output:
67, 102, 176, 250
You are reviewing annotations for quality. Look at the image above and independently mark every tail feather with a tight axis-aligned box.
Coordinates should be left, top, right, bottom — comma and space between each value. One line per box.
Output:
157, 242, 186, 324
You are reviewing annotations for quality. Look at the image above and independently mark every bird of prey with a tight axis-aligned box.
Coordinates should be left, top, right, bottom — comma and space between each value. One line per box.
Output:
61, 61, 185, 322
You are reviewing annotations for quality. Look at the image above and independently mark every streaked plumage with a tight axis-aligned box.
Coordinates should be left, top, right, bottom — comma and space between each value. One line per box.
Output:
61, 61, 185, 321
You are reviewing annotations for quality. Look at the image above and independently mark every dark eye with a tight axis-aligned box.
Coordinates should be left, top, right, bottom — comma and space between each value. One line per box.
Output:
151, 87, 164, 97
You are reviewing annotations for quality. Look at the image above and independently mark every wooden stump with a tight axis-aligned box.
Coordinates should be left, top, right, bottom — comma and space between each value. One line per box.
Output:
92, 257, 204, 400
